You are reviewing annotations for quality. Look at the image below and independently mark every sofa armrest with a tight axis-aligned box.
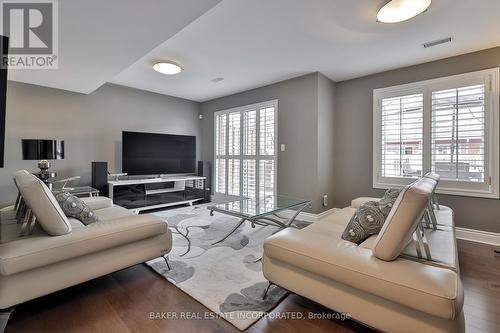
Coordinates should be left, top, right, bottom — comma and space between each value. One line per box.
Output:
263, 228, 462, 319
350, 197, 380, 209
80, 196, 113, 210
0, 214, 169, 276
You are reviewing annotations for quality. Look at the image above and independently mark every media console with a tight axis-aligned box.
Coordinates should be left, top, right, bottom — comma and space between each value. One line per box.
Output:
108, 175, 206, 213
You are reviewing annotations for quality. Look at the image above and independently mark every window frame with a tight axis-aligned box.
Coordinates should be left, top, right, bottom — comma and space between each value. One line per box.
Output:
373, 68, 500, 198
214, 99, 278, 199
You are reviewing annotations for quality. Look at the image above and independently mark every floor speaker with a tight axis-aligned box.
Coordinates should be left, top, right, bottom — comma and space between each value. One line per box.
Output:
92, 161, 108, 197
197, 161, 211, 202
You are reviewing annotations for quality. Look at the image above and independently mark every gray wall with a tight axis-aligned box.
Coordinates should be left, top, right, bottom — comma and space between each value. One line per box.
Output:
317, 74, 336, 209
201, 73, 336, 213
334, 46, 500, 233
0, 82, 201, 206
7, 45, 497, 232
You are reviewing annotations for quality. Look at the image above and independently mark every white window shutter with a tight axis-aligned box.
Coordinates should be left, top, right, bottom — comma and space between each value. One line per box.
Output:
431, 84, 485, 182
381, 93, 424, 178
228, 159, 240, 195
215, 114, 227, 156
214, 100, 278, 199
259, 160, 275, 198
215, 158, 226, 194
259, 107, 275, 156
228, 112, 240, 155
243, 110, 257, 156
243, 159, 256, 198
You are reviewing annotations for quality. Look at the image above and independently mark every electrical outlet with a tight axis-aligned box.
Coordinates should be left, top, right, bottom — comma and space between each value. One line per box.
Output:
323, 195, 328, 207
280, 144, 286, 151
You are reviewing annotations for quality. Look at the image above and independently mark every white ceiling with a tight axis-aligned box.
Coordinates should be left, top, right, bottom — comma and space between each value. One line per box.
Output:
9, 0, 500, 101
7, 0, 221, 94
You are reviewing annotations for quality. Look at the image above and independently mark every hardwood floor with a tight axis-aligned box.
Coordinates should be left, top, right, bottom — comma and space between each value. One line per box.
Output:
5, 239, 500, 333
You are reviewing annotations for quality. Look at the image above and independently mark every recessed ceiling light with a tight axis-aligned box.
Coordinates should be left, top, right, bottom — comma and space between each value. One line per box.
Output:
377, 0, 431, 23
153, 61, 183, 75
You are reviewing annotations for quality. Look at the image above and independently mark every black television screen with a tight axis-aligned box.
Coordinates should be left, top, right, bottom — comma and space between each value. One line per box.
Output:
122, 131, 196, 175
0, 36, 7, 168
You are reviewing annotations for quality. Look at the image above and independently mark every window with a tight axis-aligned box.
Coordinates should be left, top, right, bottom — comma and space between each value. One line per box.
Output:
373, 68, 499, 198
215, 100, 277, 198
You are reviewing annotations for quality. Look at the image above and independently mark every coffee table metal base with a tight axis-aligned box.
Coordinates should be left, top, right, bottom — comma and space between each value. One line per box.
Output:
209, 201, 311, 245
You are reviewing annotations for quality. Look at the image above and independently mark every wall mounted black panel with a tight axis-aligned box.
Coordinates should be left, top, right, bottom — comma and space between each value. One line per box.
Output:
0, 36, 8, 168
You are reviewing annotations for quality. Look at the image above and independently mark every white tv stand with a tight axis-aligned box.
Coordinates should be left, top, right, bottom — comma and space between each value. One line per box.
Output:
108, 175, 206, 213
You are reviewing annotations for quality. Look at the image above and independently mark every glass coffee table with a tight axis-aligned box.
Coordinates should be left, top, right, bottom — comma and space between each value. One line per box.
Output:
207, 195, 312, 245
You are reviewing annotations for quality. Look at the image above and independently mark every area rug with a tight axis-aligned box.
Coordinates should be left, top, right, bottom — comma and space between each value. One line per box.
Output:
145, 204, 302, 330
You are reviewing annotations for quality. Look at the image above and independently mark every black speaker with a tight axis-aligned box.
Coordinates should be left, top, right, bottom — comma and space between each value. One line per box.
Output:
198, 161, 211, 202
92, 162, 108, 197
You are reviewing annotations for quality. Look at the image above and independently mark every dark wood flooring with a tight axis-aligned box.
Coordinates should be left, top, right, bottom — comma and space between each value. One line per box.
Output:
5, 240, 500, 333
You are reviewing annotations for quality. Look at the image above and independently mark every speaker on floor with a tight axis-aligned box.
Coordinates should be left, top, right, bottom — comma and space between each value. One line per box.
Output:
92, 161, 109, 197
197, 161, 211, 202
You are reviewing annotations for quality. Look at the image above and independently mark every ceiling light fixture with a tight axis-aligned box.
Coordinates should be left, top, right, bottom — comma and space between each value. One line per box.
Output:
153, 61, 183, 75
377, 0, 431, 23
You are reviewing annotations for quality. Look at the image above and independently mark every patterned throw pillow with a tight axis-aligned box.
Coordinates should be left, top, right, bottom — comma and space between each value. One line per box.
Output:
54, 191, 100, 225
378, 188, 401, 217
342, 201, 385, 244
342, 189, 401, 244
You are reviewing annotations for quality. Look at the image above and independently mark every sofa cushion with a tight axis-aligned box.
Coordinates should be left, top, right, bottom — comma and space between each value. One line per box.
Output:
305, 207, 355, 236
67, 218, 85, 229
401, 226, 458, 269
94, 206, 134, 221
372, 177, 436, 261
80, 196, 113, 211
14, 170, 72, 236
54, 192, 100, 225
0, 213, 168, 276
434, 206, 454, 227
264, 228, 463, 319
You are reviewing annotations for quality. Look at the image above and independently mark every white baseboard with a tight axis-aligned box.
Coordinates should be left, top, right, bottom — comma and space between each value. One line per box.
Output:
455, 227, 500, 247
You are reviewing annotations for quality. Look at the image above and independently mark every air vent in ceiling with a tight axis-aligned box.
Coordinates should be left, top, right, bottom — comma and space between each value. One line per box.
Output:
211, 77, 224, 83
423, 37, 452, 48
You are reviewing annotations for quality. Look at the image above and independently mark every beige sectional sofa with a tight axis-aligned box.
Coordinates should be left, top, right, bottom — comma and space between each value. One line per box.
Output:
0, 170, 172, 330
263, 175, 464, 333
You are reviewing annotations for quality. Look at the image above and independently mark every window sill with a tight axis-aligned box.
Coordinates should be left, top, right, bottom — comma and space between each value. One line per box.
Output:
373, 181, 499, 199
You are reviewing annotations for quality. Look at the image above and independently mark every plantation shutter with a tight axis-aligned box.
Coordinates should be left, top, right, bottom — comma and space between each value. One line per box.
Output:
214, 101, 277, 199
431, 84, 486, 182
380, 93, 424, 178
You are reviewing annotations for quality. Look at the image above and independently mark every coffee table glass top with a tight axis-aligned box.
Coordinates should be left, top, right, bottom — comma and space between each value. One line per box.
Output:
208, 195, 311, 219
57, 186, 100, 196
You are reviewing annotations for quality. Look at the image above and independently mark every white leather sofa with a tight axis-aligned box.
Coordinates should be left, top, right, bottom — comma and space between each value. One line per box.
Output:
0, 170, 172, 330
263, 176, 464, 333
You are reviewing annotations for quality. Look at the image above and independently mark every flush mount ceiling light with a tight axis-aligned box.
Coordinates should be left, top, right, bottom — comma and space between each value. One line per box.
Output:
377, 0, 431, 23
153, 61, 183, 75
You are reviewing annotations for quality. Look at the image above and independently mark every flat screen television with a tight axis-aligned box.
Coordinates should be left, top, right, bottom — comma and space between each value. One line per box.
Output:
0, 36, 8, 168
122, 131, 196, 175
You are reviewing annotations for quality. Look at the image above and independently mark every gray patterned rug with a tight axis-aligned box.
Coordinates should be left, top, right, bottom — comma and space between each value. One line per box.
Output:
145, 204, 300, 330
